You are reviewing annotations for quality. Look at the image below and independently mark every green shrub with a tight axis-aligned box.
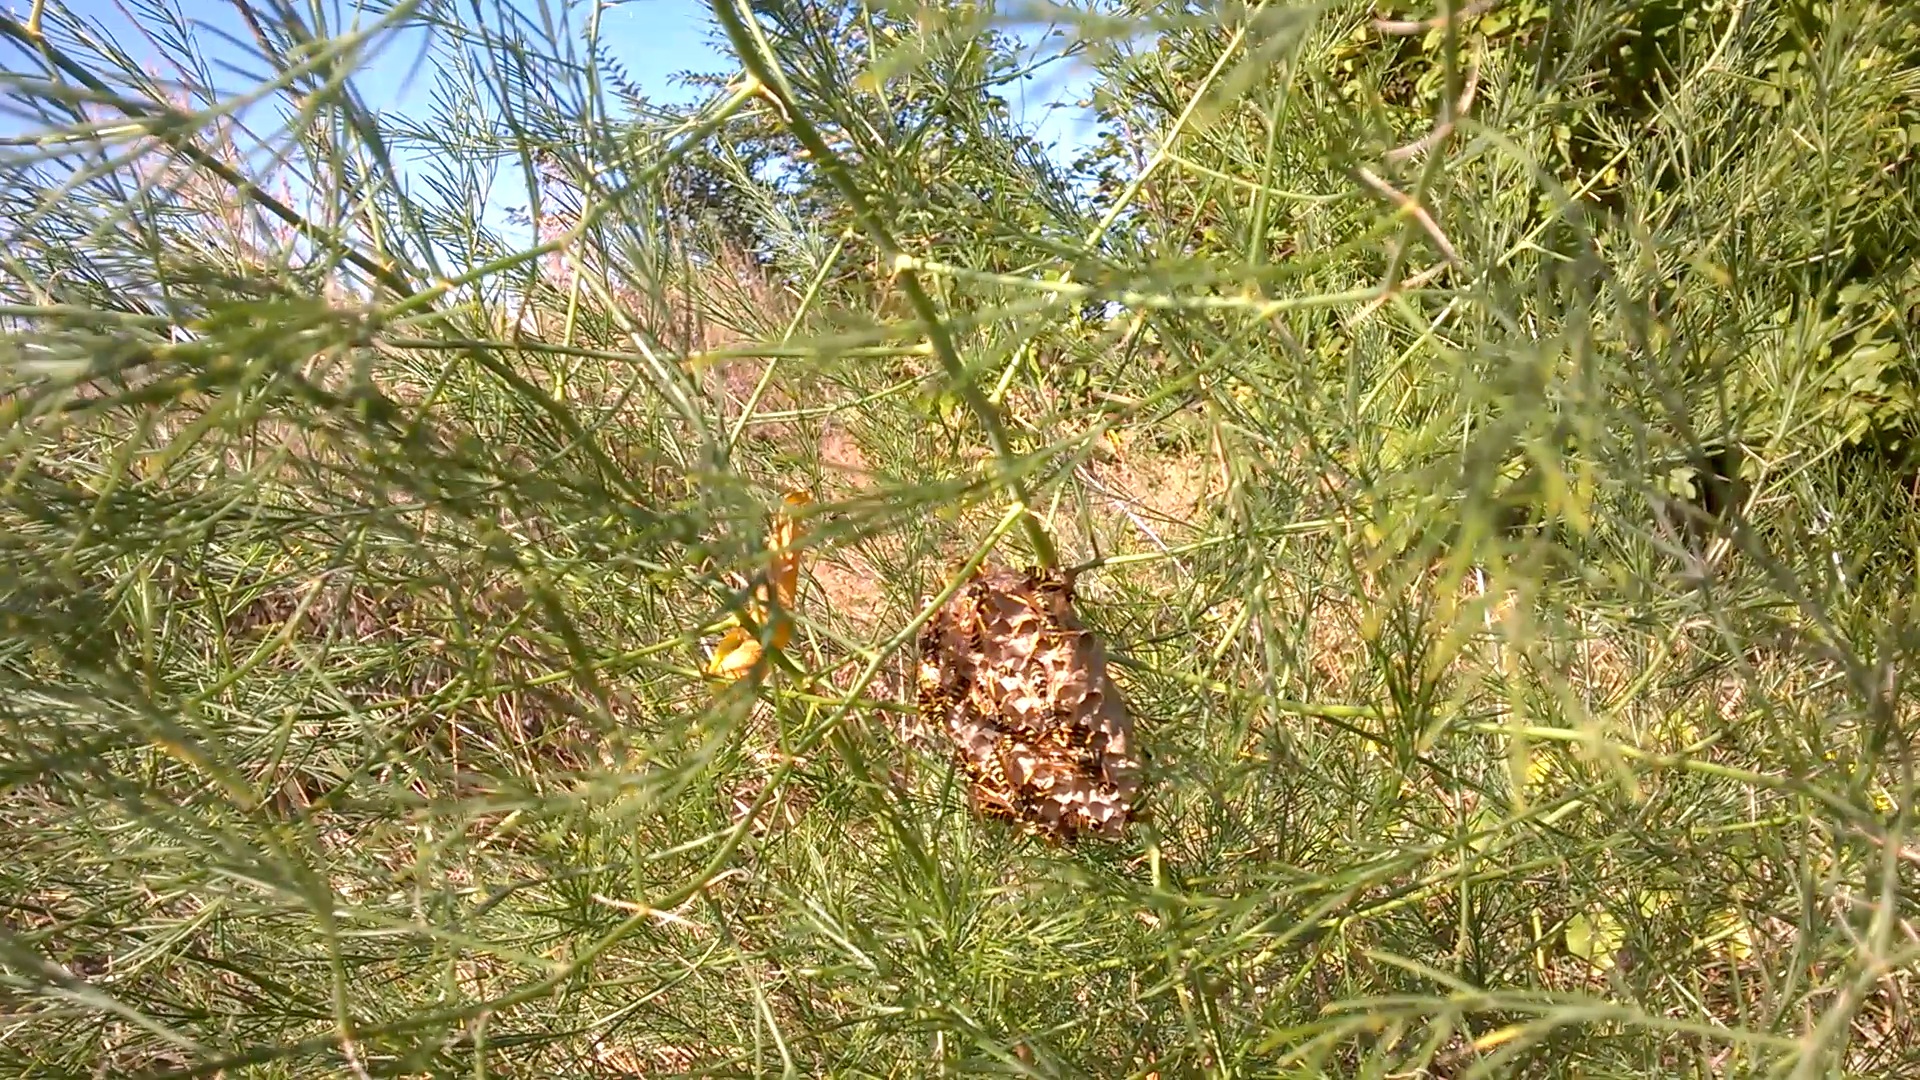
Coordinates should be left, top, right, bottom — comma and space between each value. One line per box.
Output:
1, 0, 1917, 1075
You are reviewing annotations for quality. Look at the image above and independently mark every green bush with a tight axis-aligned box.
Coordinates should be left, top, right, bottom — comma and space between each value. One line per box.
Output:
1, 0, 1918, 1075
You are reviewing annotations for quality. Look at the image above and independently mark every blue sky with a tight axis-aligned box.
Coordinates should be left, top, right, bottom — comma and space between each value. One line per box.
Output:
9, 0, 1100, 254
19, 0, 738, 122
0, 0, 1098, 282
26, 0, 1099, 154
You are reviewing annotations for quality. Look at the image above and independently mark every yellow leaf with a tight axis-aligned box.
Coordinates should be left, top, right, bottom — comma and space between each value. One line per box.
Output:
1704, 908, 1754, 961
1472, 1025, 1527, 1051
705, 489, 814, 683
705, 626, 764, 680
768, 490, 812, 622
1524, 747, 1555, 790
1566, 909, 1624, 970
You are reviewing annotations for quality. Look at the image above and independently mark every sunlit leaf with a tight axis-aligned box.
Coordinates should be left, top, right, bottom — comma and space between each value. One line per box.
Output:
705, 626, 764, 680
1566, 909, 1624, 970
705, 489, 814, 682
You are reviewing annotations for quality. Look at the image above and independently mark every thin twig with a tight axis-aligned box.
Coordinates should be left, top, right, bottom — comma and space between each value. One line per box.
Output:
1373, 0, 1499, 35
1345, 261, 1451, 326
1074, 464, 1193, 580
1386, 62, 1480, 163
591, 888, 728, 934
1356, 166, 1463, 265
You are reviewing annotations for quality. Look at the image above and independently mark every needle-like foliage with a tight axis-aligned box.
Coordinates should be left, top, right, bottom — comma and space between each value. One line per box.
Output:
2, 0, 1918, 1075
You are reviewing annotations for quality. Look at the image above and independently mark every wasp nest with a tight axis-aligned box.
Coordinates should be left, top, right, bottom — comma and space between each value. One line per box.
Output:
916, 565, 1144, 840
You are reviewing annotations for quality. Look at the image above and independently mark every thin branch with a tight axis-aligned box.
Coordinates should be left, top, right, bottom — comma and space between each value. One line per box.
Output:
1356, 166, 1463, 265
1373, 0, 1499, 35
1344, 260, 1451, 326
1386, 62, 1480, 163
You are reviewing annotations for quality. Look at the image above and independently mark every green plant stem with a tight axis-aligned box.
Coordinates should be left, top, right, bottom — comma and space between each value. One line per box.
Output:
706, 0, 1058, 570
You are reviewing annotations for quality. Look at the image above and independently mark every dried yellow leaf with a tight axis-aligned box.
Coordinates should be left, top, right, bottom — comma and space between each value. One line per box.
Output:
1472, 1025, 1527, 1051
706, 626, 764, 680
705, 490, 813, 683
767, 490, 811, 636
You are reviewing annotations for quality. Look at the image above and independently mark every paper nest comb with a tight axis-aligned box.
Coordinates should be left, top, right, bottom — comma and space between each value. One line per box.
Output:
916, 564, 1144, 841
